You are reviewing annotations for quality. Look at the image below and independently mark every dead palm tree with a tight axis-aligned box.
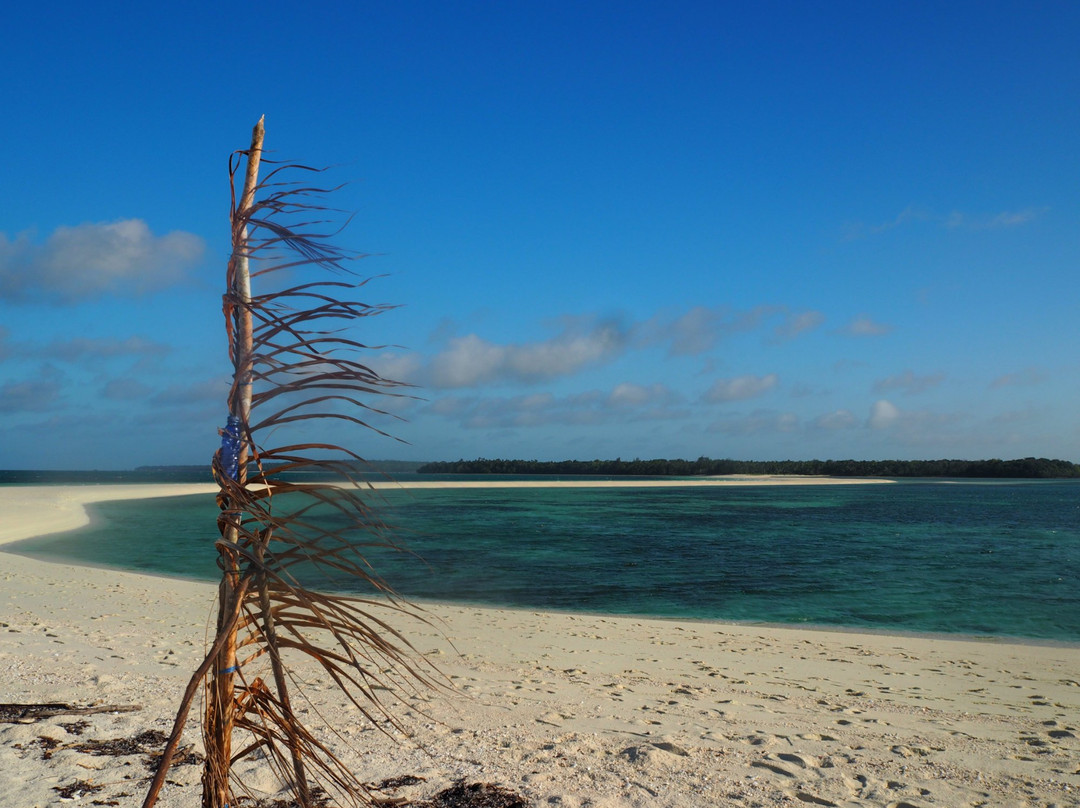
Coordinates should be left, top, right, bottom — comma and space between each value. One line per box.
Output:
143, 118, 438, 808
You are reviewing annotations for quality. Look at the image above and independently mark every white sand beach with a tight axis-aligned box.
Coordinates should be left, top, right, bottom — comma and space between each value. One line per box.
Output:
1, 483, 1078, 807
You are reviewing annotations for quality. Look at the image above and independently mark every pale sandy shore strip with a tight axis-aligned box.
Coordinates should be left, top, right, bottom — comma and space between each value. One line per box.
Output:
1, 484, 1078, 808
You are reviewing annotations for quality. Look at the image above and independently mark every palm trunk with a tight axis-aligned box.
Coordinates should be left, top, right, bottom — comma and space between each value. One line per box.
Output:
203, 116, 265, 808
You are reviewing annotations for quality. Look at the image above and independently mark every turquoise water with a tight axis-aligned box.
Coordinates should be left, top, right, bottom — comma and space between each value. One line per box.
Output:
7, 480, 1080, 641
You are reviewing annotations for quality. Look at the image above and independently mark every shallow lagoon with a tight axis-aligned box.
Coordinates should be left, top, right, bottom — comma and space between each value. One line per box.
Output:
10, 479, 1080, 641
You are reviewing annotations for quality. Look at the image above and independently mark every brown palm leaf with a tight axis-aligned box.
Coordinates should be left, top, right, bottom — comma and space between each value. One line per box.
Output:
143, 118, 442, 808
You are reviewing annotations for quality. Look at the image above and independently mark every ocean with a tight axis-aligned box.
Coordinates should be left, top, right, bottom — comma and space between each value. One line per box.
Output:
6, 478, 1080, 642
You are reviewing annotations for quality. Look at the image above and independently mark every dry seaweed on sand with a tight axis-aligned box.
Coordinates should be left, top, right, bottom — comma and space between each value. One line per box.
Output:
53, 779, 106, 799
72, 729, 171, 756
0, 702, 140, 722
368, 779, 529, 808
28, 735, 61, 759
227, 787, 334, 807
371, 774, 426, 791
221, 783, 537, 808
409, 782, 531, 808
18, 726, 203, 769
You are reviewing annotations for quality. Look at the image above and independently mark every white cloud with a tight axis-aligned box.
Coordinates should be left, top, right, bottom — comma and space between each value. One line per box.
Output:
428, 318, 628, 388
425, 396, 477, 417
431, 334, 515, 388
636, 305, 776, 356
666, 306, 729, 355
842, 315, 892, 337
152, 377, 230, 406
702, 373, 778, 403
989, 367, 1046, 389
0, 333, 171, 364
509, 322, 624, 377
462, 392, 596, 429
945, 207, 1047, 230
0, 219, 204, 303
39, 335, 171, 362
425, 381, 687, 430
708, 409, 799, 436
991, 407, 1042, 425
844, 206, 1044, 240
841, 206, 929, 240
772, 310, 824, 341
374, 350, 426, 386
863, 399, 972, 447
608, 382, 679, 408
868, 399, 901, 429
418, 304, 825, 393
0, 377, 63, 413
813, 409, 858, 430
872, 369, 944, 395
607, 383, 686, 421
102, 378, 153, 400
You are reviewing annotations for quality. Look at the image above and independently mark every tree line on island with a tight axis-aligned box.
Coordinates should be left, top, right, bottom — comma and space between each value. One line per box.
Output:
417, 456, 1080, 479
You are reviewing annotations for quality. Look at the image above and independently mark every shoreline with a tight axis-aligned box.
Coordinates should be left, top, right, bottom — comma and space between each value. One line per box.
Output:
2, 485, 1079, 806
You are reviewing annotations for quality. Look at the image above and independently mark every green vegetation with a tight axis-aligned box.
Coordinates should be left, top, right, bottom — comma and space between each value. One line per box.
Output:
418, 456, 1080, 479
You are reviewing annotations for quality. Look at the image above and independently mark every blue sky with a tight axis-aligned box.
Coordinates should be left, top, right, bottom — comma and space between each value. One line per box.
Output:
2, 2, 1078, 469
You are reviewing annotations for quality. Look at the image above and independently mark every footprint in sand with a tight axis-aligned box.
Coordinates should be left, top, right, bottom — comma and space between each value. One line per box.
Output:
790, 792, 838, 807
777, 752, 815, 769
750, 760, 795, 778
890, 744, 934, 759
752, 751, 826, 781
535, 712, 566, 727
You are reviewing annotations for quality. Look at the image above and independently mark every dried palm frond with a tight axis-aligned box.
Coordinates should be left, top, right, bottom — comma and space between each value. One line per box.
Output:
143, 118, 440, 808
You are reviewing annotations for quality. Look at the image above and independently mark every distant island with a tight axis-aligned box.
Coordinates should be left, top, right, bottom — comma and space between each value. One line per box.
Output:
417, 457, 1080, 479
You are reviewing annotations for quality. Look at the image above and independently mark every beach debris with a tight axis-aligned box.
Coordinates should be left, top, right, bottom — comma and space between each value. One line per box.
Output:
234, 786, 333, 807
410, 781, 530, 808
72, 729, 170, 756
373, 774, 427, 791
53, 778, 105, 800
18, 725, 202, 774
143, 744, 203, 771
0, 701, 141, 723
31, 735, 61, 759
366, 778, 529, 808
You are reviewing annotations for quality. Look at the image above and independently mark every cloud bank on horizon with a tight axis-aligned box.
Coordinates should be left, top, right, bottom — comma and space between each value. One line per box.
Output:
1, 3, 1077, 469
